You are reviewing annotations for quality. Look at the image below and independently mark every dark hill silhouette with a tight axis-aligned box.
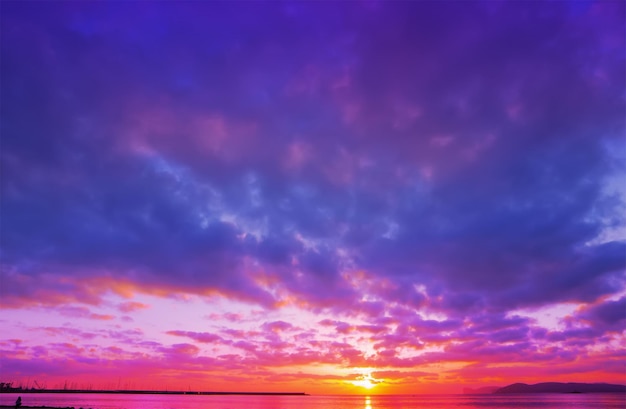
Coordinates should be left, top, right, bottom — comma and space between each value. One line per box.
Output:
494, 382, 626, 394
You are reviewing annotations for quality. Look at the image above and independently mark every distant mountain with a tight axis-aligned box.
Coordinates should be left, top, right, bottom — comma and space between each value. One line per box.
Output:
494, 382, 626, 394
463, 386, 500, 394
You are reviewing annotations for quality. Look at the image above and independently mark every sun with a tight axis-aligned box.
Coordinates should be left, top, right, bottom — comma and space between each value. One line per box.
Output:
352, 378, 375, 389
351, 373, 378, 390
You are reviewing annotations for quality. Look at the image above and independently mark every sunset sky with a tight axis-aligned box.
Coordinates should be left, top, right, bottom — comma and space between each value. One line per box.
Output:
1, 0, 625, 395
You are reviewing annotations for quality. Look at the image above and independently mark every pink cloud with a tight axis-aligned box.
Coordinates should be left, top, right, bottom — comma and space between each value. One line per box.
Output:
166, 330, 225, 344
117, 301, 149, 313
261, 320, 296, 333
56, 306, 115, 321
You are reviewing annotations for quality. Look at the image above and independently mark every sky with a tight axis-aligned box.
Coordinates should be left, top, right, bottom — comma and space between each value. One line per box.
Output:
1, 0, 625, 395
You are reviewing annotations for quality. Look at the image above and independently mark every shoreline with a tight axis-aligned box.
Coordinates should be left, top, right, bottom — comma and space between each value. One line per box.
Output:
0, 390, 308, 396
0, 407, 77, 409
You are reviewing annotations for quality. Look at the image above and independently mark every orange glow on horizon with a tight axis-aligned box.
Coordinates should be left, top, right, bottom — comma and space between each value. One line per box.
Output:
350, 372, 380, 391
351, 378, 375, 389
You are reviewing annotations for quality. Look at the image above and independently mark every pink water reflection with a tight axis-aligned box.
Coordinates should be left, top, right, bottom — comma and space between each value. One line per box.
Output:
1, 393, 625, 409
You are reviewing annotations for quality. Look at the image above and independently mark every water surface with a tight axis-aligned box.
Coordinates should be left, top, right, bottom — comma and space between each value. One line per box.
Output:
1, 392, 625, 409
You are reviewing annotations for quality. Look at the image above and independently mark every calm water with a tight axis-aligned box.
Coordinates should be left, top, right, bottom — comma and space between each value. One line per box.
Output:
1, 393, 625, 409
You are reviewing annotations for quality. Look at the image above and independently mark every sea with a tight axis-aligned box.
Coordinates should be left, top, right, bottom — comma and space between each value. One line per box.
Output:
1, 393, 625, 409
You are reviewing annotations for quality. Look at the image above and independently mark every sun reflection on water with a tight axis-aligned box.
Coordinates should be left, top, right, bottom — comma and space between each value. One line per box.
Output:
364, 396, 372, 409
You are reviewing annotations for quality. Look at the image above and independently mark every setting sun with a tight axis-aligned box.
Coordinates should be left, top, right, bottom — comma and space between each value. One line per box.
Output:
351, 373, 379, 390
352, 379, 375, 390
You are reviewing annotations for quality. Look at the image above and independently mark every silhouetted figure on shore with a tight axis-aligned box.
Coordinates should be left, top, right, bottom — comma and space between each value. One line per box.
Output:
15, 396, 22, 408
